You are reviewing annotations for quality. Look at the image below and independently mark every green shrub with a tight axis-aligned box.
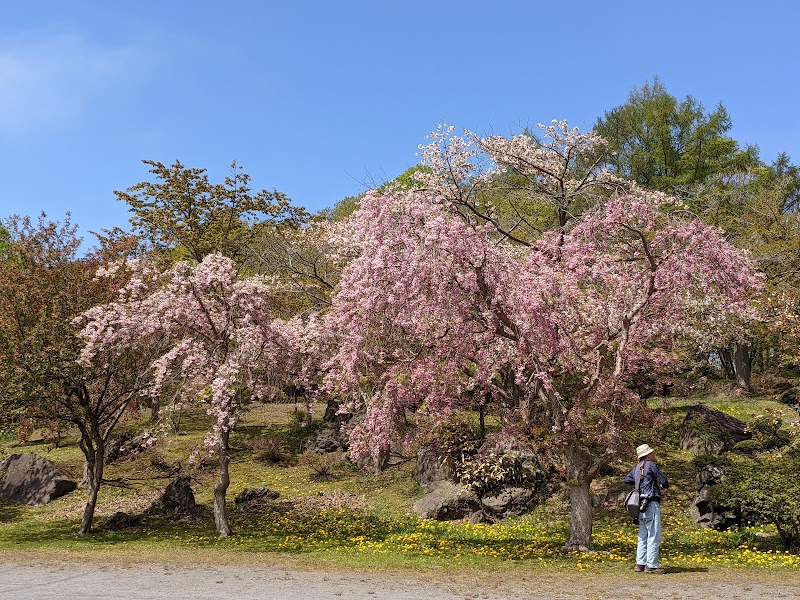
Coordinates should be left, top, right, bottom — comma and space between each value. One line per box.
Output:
436, 414, 483, 475
710, 451, 800, 548
435, 413, 550, 498
732, 439, 763, 455
750, 416, 791, 450
732, 416, 791, 455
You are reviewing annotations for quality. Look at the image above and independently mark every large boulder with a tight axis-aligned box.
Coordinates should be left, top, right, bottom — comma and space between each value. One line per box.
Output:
311, 399, 354, 453
414, 446, 454, 493
679, 403, 751, 454
0, 453, 77, 505
480, 486, 539, 520
690, 463, 744, 530
105, 511, 142, 530
234, 487, 280, 510
144, 476, 197, 515
412, 481, 480, 520
412, 446, 542, 521
413, 447, 477, 520
311, 427, 349, 453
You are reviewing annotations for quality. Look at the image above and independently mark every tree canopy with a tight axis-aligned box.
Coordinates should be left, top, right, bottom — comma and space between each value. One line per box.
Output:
116, 160, 307, 265
594, 77, 758, 194
0, 214, 151, 533
325, 125, 761, 549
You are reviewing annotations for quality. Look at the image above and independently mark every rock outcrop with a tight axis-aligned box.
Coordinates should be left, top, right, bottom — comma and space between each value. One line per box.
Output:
234, 487, 280, 509
144, 476, 197, 515
311, 399, 353, 453
0, 453, 77, 505
411, 446, 541, 522
679, 403, 751, 454
690, 463, 744, 530
412, 481, 481, 520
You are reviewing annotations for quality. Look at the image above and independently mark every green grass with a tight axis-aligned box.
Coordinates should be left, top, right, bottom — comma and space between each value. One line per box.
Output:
1, 394, 799, 573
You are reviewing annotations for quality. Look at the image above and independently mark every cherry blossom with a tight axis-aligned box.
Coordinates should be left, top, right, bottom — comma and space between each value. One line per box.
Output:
79, 253, 292, 536
326, 184, 761, 550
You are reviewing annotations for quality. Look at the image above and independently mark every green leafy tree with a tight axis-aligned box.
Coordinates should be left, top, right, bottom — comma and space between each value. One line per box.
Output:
0, 224, 10, 259
116, 160, 307, 265
0, 214, 153, 533
595, 77, 758, 194
694, 155, 800, 383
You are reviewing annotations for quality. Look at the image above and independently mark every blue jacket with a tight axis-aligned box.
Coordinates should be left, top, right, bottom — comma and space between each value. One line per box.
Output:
624, 460, 668, 500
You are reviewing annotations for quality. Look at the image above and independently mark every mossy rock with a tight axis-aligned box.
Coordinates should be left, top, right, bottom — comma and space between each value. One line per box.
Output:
679, 403, 751, 454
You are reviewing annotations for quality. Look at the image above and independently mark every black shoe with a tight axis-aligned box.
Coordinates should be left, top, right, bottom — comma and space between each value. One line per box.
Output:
634, 564, 645, 572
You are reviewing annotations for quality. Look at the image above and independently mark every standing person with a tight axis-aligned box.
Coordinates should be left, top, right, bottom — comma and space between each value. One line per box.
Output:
624, 443, 669, 574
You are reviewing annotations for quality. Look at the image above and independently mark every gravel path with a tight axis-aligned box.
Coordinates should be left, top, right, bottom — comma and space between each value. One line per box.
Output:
1, 560, 798, 600
3, 562, 490, 600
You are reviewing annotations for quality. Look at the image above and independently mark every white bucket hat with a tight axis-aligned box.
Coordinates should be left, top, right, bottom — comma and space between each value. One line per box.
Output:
636, 444, 655, 459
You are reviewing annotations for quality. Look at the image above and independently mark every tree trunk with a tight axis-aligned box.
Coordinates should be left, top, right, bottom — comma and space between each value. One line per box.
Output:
717, 347, 735, 380
566, 481, 593, 552
78, 453, 103, 534
213, 429, 232, 537
734, 342, 753, 393
150, 397, 160, 423
563, 445, 594, 551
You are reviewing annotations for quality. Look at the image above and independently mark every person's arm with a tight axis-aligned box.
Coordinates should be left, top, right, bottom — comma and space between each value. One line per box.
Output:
652, 463, 669, 489
624, 466, 636, 485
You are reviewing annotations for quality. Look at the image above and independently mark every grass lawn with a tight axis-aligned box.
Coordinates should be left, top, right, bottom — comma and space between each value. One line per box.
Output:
1, 394, 799, 574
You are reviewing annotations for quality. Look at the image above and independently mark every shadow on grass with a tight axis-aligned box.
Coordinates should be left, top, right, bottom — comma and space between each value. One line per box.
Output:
664, 566, 709, 573
0, 499, 25, 524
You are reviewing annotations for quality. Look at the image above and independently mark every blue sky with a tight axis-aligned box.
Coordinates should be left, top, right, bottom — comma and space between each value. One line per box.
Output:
2, 1, 798, 248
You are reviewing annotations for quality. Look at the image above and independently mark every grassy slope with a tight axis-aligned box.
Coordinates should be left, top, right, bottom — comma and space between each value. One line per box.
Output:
1, 394, 799, 574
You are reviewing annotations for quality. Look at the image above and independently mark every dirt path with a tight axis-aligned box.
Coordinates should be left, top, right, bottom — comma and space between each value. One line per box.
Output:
0, 560, 798, 600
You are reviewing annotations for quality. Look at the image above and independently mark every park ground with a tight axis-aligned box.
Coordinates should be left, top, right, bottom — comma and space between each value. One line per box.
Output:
1, 395, 800, 598
0, 552, 799, 600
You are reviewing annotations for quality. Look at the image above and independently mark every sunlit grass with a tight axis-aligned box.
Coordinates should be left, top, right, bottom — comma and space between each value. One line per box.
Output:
1, 396, 799, 573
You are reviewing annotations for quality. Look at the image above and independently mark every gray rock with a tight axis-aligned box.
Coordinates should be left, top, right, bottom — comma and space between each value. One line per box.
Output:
480, 486, 538, 519
311, 399, 354, 453
412, 481, 480, 520
322, 398, 350, 424
105, 511, 142, 530
679, 403, 751, 454
414, 446, 454, 493
145, 476, 196, 515
312, 426, 348, 453
469, 510, 489, 524
690, 463, 744, 530
234, 487, 280, 507
0, 453, 77, 505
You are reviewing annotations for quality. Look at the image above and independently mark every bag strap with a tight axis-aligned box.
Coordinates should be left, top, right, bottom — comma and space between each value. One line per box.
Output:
636, 460, 646, 491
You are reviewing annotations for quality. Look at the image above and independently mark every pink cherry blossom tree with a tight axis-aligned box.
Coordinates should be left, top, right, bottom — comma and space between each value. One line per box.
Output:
414, 120, 624, 243
326, 184, 760, 550
79, 253, 292, 536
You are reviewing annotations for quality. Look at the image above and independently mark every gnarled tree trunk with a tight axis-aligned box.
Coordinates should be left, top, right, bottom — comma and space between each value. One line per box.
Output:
213, 428, 232, 537
733, 342, 753, 393
78, 440, 104, 534
563, 445, 594, 551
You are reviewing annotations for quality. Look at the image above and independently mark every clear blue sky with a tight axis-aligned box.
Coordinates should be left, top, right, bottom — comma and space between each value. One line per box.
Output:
2, 1, 798, 247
